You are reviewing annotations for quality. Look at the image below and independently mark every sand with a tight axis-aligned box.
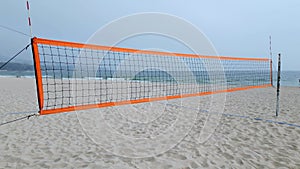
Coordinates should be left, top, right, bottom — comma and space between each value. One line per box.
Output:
0, 77, 300, 168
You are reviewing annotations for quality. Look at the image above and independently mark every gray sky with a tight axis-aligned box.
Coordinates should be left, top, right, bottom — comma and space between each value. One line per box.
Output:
0, 0, 299, 70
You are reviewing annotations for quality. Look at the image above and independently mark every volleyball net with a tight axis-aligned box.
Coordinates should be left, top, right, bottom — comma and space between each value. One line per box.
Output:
31, 37, 272, 115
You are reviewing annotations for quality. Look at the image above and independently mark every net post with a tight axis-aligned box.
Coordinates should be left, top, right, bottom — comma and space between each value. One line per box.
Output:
31, 37, 43, 114
269, 35, 273, 87
275, 53, 281, 117
26, 0, 33, 37
270, 59, 273, 87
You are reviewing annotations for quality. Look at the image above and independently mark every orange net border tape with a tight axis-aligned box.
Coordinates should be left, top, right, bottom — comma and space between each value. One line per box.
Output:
31, 37, 272, 115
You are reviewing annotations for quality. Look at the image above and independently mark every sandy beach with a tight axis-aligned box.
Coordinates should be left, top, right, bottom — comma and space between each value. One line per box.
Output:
0, 77, 300, 168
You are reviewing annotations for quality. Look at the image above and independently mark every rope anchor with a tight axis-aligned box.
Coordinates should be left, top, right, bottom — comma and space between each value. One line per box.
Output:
0, 113, 38, 127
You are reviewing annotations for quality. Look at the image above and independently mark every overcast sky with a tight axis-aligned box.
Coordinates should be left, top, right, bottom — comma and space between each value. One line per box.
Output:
0, 0, 299, 70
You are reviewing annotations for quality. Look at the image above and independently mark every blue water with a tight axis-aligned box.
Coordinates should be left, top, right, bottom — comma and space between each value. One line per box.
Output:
273, 71, 300, 87
1, 70, 300, 87
0, 70, 34, 78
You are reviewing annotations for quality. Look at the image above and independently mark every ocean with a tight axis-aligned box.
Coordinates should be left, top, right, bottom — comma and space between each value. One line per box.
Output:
1, 70, 299, 87
274, 71, 300, 87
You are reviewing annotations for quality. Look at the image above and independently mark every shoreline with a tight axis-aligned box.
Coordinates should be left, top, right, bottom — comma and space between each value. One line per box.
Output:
1, 75, 299, 87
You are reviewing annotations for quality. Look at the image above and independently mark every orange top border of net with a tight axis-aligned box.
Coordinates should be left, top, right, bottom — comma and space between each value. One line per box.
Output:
32, 37, 270, 62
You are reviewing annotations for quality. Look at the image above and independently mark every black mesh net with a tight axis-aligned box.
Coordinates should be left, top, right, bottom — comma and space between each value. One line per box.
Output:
33, 39, 271, 114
